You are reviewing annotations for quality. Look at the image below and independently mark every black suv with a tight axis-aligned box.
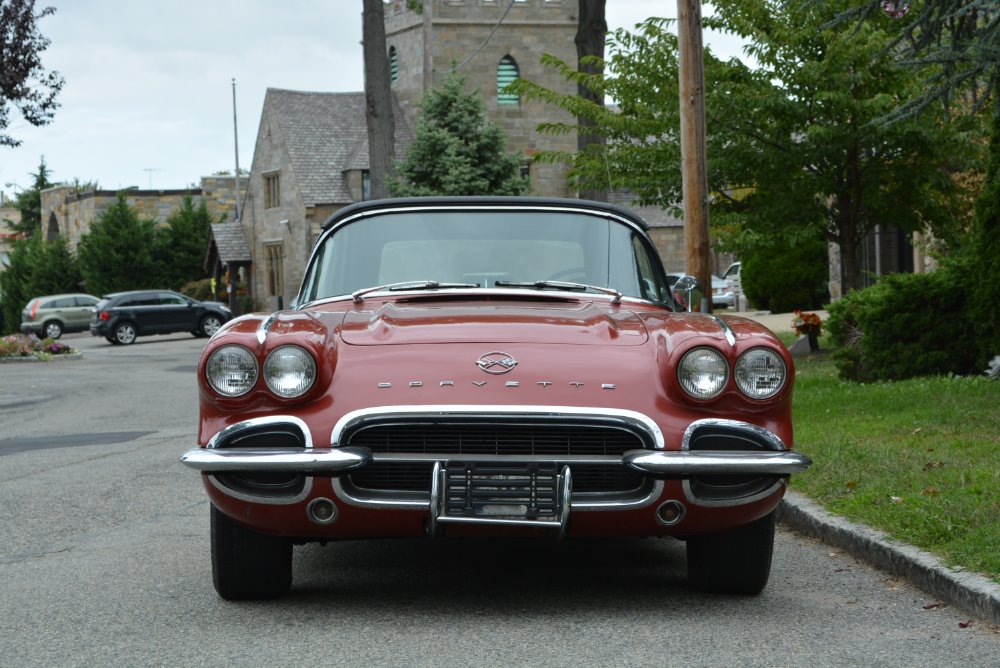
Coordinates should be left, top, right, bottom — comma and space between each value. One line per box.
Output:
90, 290, 231, 345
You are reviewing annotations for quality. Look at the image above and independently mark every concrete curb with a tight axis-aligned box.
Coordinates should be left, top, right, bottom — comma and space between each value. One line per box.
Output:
0, 352, 83, 364
779, 490, 1000, 626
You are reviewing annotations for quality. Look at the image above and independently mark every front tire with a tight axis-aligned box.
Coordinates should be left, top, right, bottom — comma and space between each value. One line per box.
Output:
210, 505, 292, 600
686, 511, 776, 595
113, 321, 137, 345
43, 320, 63, 339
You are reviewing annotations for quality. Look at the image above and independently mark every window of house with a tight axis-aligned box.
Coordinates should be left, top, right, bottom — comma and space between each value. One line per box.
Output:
497, 55, 520, 106
265, 243, 284, 297
264, 173, 280, 209
389, 46, 398, 86
362, 170, 371, 201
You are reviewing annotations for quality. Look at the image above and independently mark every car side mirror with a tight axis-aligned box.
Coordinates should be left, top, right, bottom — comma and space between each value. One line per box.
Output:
672, 275, 703, 312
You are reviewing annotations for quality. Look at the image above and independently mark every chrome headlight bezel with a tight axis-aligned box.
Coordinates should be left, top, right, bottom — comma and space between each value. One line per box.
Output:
263, 345, 317, 398
206, 345, 259, 397
677, 346, 729, 399
734, 347, 787, 400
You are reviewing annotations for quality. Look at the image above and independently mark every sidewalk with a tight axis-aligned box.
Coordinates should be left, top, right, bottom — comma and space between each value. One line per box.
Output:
725, 309, 825, 334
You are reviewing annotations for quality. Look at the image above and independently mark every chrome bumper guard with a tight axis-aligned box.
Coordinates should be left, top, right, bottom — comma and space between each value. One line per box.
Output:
179, 446, 371, 473
623, 449, 812, 476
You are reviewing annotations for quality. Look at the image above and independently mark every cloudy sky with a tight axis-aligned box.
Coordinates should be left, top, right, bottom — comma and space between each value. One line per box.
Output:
0, 1, 747, 197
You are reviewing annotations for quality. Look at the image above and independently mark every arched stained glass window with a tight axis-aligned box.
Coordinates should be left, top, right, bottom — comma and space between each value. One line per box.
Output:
389, 46, 398, 86
497, 55, 519, 105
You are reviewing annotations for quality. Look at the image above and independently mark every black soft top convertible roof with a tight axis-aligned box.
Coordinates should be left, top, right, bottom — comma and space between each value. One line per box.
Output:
320, 196, 651, 232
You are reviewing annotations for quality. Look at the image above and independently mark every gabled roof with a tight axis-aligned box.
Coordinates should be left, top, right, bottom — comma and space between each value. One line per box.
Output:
209, 222, 252, 264
264, 89, 412, 207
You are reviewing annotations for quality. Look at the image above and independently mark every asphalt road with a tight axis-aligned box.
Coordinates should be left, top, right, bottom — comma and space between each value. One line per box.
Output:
1, 332, 998, 667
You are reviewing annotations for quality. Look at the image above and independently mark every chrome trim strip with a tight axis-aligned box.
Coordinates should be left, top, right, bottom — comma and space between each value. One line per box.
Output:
682, 418, 788, 452
434, 516, 564, 529
180, 447, 370, 473
206, 415, 314, 450
712, 316, 737, 347
206, 474, 313, 506
676, 418, 808, 508
194, 416, 318, 505
558, 466, 572, 539
428, 462, 443, 537
256, 312, 278, 345
370, 453, 625, 465
624, 449, 812, 476
329, 405, 665, 449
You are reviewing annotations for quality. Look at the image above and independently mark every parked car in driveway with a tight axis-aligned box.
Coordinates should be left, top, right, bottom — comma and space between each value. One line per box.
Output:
90, 290, 230, 345
20, 293, 100, 339
180, 197, 811, 600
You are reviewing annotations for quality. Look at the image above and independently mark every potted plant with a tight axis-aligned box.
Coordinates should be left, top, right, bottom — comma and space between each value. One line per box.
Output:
792, 310, 823, 351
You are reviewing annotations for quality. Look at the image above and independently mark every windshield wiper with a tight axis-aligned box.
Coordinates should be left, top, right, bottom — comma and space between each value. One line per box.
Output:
351, 281, 479, 303
494, 280, 622, 304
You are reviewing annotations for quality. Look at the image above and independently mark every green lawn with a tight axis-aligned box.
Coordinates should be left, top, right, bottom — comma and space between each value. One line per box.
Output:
785, 337, 1000, 582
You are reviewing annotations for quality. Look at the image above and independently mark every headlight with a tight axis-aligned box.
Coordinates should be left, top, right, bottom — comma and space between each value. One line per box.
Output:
206, 345, 258, 397
264, 345, 316, 398
735, 347, 787, 399
678, 347, 728, 399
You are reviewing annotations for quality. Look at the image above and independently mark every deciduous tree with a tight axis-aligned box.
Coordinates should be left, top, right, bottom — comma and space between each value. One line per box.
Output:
512, 3, 977, 292
0, 0, 64, 147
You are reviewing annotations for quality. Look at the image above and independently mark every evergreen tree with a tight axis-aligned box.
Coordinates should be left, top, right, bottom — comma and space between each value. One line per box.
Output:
390, 74, 529, 196
76, 192, 157, 296
5, 156, 54, 237
0, 233, 80, 334
154, 195, 214, 289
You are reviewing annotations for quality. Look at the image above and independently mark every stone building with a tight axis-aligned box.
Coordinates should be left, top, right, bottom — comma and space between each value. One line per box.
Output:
38, 175, 246, 250
384, 0, 577, 196
226, 0, 691, 310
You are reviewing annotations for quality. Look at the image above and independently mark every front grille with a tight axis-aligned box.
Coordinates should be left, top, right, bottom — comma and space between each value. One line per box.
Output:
344, 422, 647, 495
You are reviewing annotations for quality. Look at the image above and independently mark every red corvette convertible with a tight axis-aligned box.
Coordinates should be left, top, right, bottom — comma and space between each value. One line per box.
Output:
181, 197, 811, 599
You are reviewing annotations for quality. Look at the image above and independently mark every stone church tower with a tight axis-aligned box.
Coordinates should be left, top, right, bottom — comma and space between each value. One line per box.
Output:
383, 0, 579, 197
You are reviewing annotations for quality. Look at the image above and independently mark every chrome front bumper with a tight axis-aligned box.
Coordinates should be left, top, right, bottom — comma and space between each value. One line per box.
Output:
179, 445, 810, 476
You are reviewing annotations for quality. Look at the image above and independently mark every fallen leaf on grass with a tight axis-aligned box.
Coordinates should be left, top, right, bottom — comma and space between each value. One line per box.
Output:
923, 461, 944, 471
912, 427, 922, 435
890, 495, 905, 504
921, 486, 940, 496
846, 481, 858, 490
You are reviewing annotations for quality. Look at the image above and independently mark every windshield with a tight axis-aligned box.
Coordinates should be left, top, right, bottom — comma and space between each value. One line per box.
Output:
299, 210, 670, 304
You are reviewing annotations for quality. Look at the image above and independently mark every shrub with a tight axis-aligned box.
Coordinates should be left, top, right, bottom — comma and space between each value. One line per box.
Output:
0, 334, 73, 358
180, 278, 214, 301
826, 270, 976, 382
741, 239, 829, 313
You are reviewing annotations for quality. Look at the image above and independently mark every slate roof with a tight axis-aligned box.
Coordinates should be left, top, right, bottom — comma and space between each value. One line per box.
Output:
209, 222, 252, 264
265, 89, 412, 207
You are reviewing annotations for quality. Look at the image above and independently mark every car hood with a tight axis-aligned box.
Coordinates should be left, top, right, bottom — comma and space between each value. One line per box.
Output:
340, 298, 649, 346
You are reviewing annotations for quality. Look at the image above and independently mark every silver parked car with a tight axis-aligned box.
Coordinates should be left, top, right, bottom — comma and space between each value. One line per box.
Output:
20, 293, 100, 339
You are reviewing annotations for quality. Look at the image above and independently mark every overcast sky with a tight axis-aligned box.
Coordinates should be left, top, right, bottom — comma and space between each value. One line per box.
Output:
0, 1, 747, 197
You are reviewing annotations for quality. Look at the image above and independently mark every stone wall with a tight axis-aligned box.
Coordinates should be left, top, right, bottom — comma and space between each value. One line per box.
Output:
39, 177, 246, 251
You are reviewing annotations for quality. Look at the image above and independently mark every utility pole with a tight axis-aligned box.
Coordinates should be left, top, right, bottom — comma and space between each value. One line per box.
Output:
677, 0, 712, 313
232, 78, 242, 222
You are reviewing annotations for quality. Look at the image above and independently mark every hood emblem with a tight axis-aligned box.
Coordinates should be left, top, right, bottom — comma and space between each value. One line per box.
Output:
476, 351, 518, 375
